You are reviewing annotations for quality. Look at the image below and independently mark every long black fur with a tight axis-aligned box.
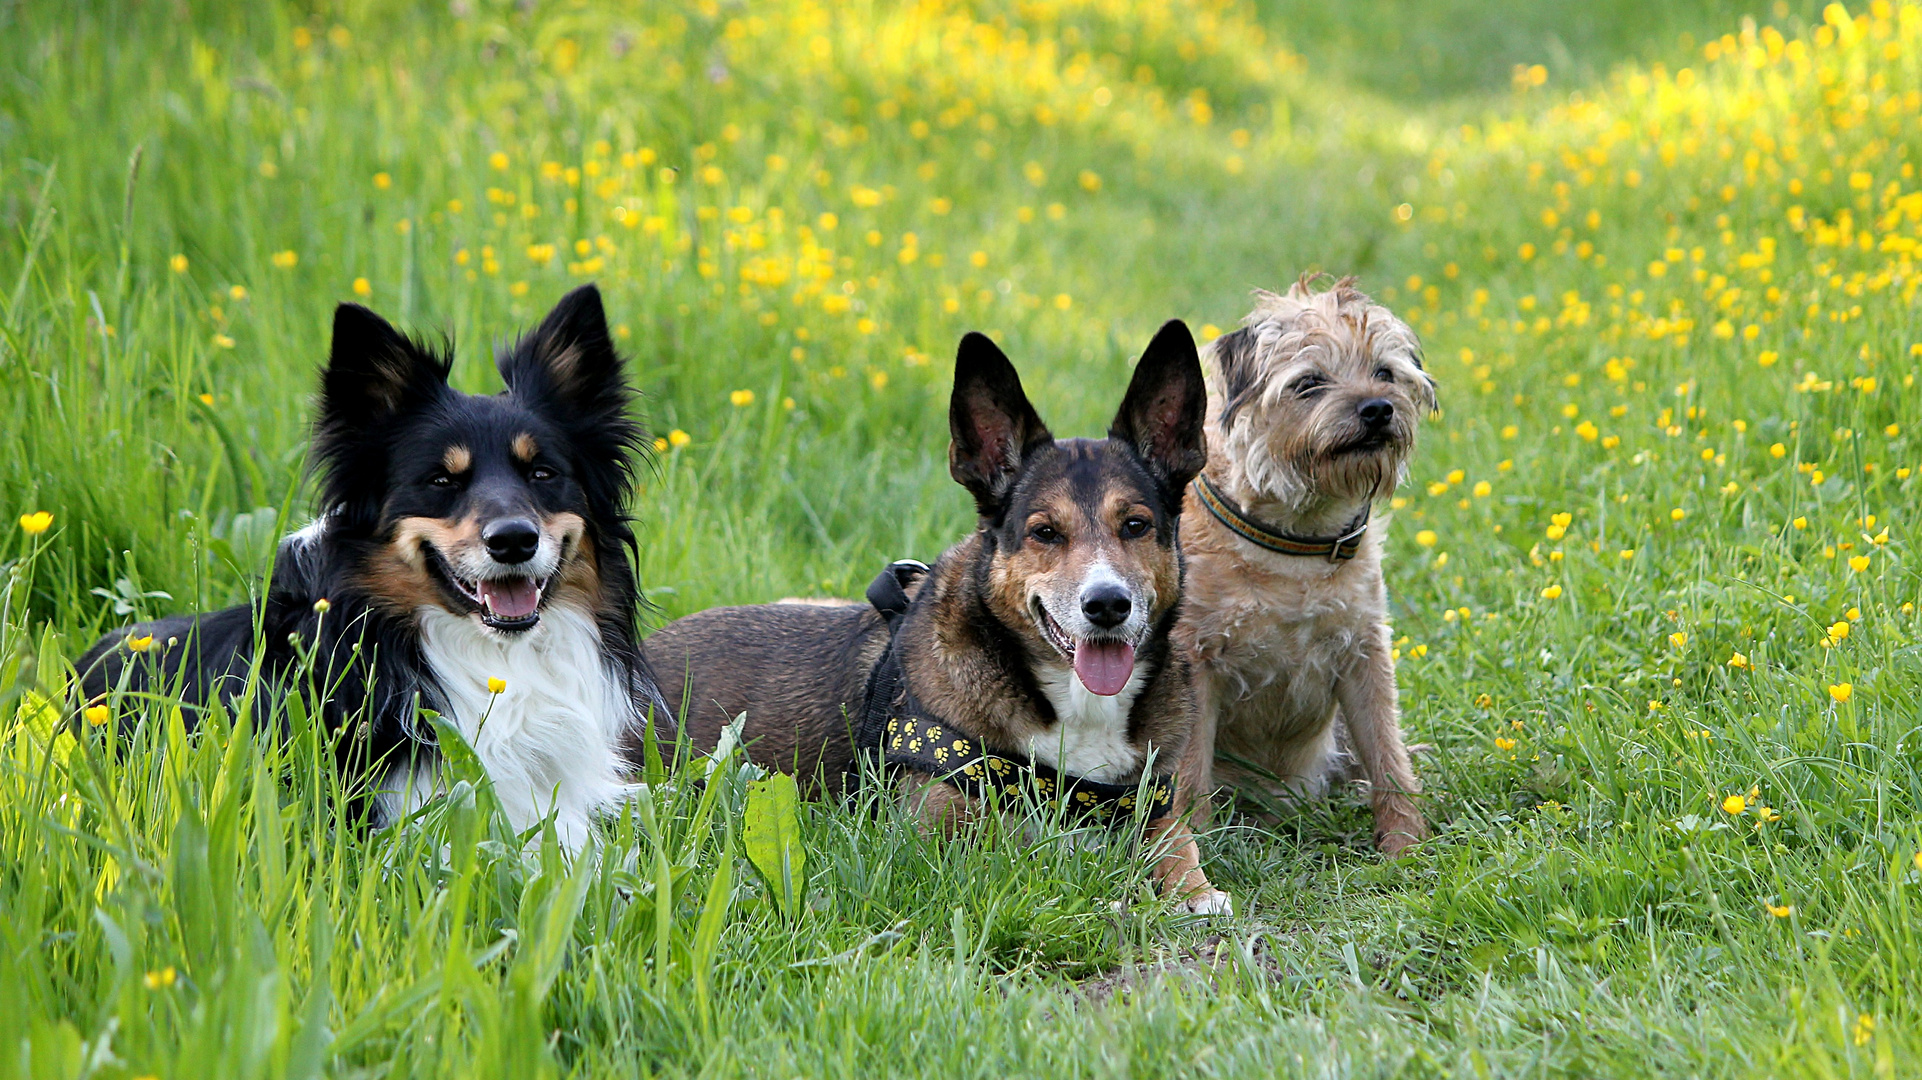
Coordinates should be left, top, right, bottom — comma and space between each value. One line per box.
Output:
75, 284, 667, 802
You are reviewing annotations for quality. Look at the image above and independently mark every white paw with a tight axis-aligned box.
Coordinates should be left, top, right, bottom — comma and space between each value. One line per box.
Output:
1182, 889, 1234, 916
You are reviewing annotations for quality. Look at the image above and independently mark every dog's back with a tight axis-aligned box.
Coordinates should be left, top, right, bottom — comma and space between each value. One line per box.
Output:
644, 600, 888, 789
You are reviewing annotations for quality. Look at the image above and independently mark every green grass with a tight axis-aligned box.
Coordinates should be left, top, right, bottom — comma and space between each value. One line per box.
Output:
3, 0, 1921, 1075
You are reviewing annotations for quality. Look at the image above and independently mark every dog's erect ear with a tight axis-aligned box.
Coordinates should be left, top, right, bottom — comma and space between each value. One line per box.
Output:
499, 284, 628, 416
1110, 320, 1207, 493
949, 332, 1052, 516
320, 302, 449, 431
500, 284, 646, 498
314, 303, 452, 525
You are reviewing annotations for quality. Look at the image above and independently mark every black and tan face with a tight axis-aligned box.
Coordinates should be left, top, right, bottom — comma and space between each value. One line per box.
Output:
376, 406, 592, 631
315, 284, 639, 634
1211, 279, 1436, 509
949, 323, 1205, 697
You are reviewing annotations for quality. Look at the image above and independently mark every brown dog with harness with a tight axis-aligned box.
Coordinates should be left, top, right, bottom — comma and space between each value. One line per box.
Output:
646, 323, 1230, 912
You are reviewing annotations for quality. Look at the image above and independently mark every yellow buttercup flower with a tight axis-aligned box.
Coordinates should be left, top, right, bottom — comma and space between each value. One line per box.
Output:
1848, 554, 1870, 572
84, 705, 111, 726
1765, 903, 1793, 918
19, 511, 53, 535
1828, 683, 1852, 703
1727, 652, 1750, 669
667, 429, 691, 449
1668, 632, 1687, 648
143, 967, 177, 990
1721, 794, 1746, 815
729, 389, 755, 407
125, 634, 154, 653
1540, 584, 1563, 599
487, 677, 507, 695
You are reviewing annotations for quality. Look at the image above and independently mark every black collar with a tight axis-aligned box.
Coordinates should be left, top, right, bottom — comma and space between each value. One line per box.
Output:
1190, 474, 1369, 562
853, 561, 1176, 824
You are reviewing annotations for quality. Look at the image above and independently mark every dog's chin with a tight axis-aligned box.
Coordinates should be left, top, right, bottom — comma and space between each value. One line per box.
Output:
425, 547, 551, 632
1030, 601, 1137, 698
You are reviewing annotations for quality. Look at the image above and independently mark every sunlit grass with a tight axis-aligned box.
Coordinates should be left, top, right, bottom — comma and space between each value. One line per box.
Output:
2, 0, 1919, 1075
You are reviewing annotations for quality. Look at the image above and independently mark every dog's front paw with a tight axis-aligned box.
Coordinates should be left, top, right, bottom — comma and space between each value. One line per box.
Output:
1181, 889, 1235, 916
1374, 806, 1431, 857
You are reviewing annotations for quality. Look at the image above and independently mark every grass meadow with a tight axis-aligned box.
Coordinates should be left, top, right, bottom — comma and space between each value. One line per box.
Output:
4, 0, 1922, 1075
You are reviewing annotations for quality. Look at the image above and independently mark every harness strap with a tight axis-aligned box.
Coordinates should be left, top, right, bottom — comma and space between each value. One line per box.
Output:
851, 560, 1175, 824
882, 713, 1175, 823
1190, 474, 1369, 562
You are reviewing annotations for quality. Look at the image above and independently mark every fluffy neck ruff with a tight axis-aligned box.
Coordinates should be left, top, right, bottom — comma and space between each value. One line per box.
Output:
384, 601, 637, 850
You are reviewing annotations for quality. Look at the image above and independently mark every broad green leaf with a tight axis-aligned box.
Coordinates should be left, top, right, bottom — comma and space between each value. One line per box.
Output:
742, 772, 805, 916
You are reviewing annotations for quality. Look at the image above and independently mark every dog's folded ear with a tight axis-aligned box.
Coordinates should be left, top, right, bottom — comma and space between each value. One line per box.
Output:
949, 332, 1052, 516
1110, 320, 1207, 495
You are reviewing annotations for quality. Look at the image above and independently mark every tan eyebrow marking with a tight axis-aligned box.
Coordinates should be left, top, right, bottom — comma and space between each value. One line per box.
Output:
443, 445, 472, 473
511, 433, 539, 462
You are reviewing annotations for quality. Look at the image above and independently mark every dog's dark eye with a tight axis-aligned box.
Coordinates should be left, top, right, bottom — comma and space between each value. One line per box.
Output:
1029, 523, 1063, 545
529, 466, 557, 482
1374, 367, 1395, 383
1120, 516, 1151, 539
429, 473, 458, 488
1291, 375, 1328, 398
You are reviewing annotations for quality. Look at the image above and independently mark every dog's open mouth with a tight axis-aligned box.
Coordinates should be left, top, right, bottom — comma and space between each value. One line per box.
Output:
1034, 604, 1136, 697
427, 548, 549, 631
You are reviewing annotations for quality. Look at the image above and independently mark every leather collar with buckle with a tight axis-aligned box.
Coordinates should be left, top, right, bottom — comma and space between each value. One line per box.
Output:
1190, 474, 1369, 562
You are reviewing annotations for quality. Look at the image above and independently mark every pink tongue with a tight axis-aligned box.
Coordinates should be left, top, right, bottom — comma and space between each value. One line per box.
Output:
478, 578, 540, 619
1073, 640, 1137, 696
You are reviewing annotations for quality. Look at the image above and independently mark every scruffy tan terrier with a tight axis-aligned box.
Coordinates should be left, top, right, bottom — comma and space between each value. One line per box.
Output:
1172, 276, 1436, 855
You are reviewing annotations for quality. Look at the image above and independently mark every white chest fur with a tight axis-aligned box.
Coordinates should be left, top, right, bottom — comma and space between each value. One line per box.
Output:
385, 603, 635, 851
1026, 663, 1147, 783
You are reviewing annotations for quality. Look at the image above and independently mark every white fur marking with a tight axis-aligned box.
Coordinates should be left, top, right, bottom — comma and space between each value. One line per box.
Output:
1028, 661, 1146, 783
388, 601, 635, 851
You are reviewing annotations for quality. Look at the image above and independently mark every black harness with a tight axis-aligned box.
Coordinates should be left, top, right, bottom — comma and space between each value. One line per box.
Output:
852, 561, 1176, 824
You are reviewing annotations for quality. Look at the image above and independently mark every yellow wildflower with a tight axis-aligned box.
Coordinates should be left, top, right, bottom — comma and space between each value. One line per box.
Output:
19, 511, 53, 535
143, 967, 177, 990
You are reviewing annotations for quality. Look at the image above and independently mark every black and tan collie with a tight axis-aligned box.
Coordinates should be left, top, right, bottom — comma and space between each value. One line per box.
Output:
78, 284, 668, 851
646, 323, 1231, 911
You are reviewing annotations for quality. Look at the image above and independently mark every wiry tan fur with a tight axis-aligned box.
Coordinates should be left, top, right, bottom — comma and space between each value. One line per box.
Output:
1174, 277, 1435, 855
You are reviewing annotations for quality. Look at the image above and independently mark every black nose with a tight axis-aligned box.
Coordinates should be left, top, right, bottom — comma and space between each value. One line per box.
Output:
1081, 584, 1133, 630
1358, 398, 1395, 428
482, 519, 541, 565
